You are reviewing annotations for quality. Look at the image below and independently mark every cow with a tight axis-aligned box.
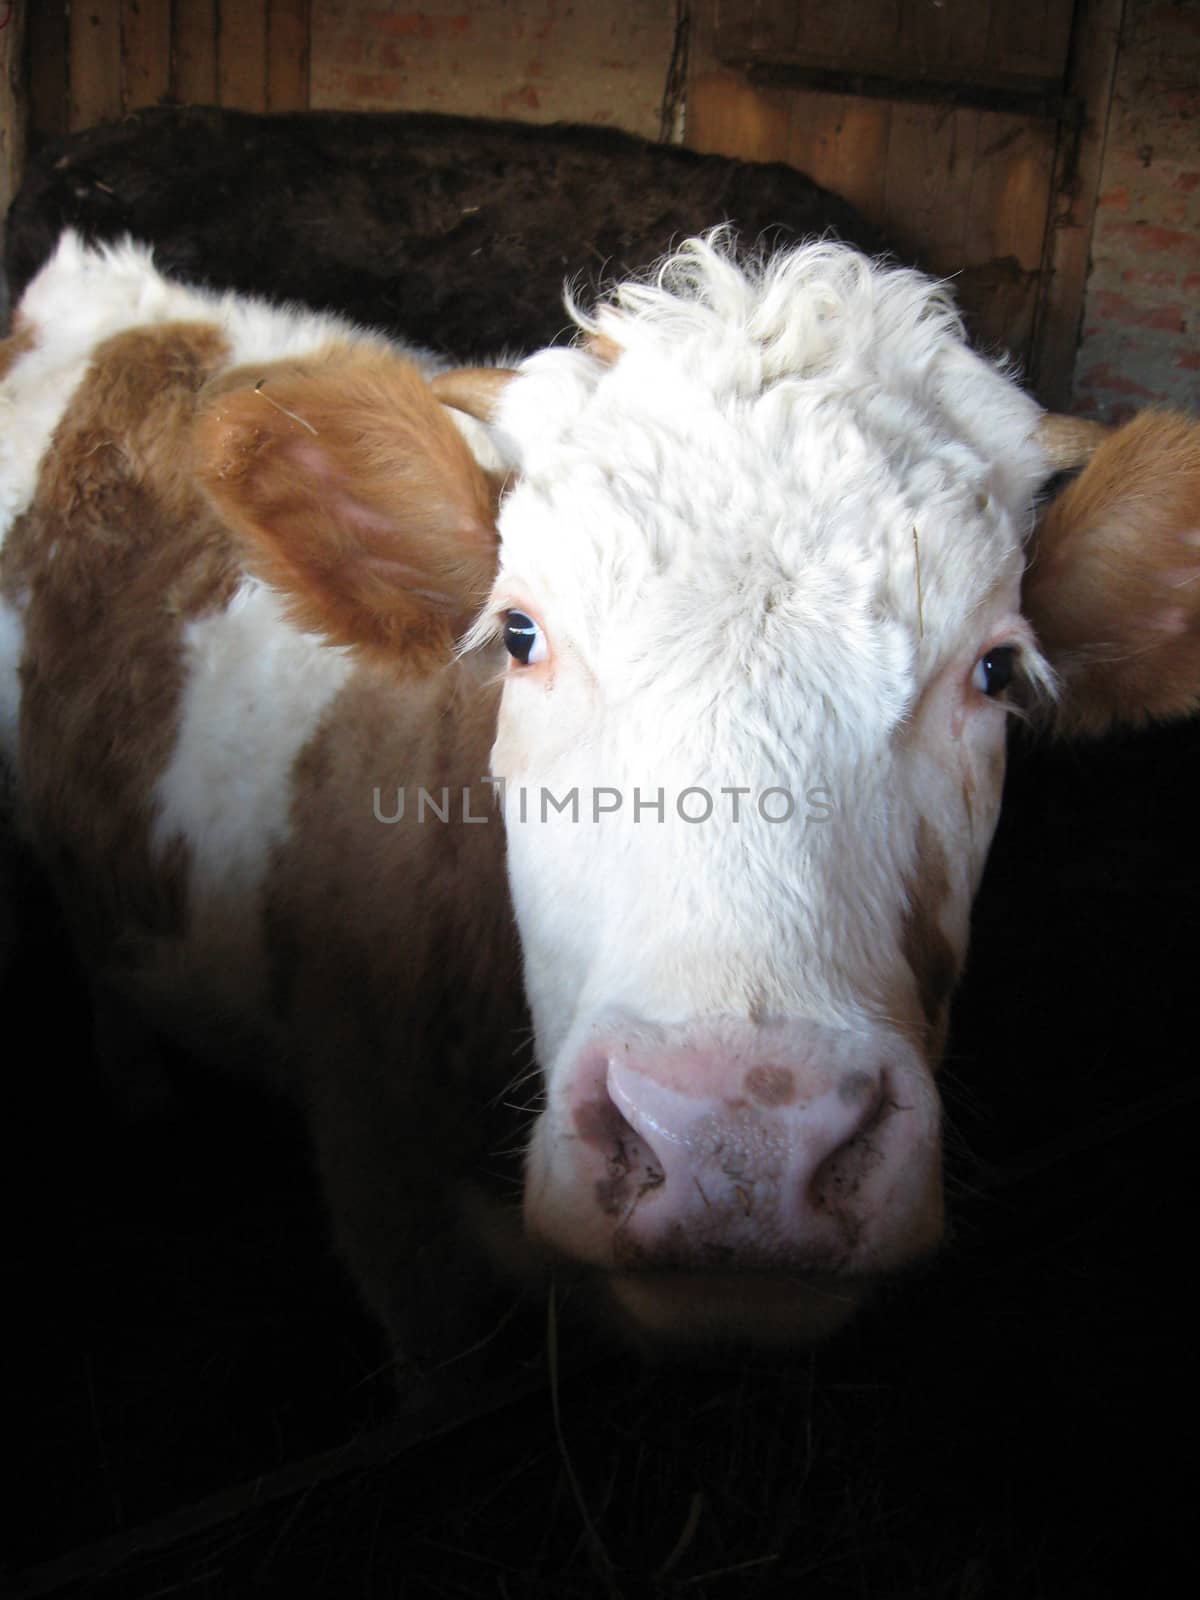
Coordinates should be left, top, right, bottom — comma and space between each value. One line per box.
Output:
1, 231, 1197, 1369
3, 106, 884, 356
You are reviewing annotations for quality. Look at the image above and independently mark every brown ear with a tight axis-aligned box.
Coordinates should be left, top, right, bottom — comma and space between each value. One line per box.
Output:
195, 348, 500, 663
1023, 411, 1200, 736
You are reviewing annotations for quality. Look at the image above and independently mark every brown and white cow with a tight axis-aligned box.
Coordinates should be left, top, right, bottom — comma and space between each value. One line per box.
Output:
2, 232, 1198, 1361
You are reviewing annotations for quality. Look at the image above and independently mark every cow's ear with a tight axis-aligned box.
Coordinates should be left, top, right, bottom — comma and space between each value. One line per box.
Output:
1022, 411, 1200, 736
195, 350, 501, 662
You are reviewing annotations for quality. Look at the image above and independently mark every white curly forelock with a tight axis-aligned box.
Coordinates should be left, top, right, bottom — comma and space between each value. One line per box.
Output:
571, 230, 965, 388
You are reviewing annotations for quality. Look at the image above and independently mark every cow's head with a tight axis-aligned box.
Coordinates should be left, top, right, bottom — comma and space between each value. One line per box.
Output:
200, 239, 1200, 1345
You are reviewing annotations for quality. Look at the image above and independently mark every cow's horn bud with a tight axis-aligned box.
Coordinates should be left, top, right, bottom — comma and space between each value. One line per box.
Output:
1037, 413, 1111, 470
431, 367, 518, 423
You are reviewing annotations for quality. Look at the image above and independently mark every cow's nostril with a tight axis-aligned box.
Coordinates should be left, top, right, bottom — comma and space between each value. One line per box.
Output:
573, 1090, 636, 1152
838, 1067, 880, 1107
810, 1073, 891, 1209
576, 1080, 667, 1221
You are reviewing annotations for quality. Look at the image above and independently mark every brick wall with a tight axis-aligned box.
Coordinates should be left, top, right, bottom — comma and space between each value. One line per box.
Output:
1073, 0, 1200, 418
310, 0, 674, 138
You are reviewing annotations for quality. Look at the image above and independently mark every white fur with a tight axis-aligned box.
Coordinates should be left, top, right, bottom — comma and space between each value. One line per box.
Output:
149, 581, 355, 1015
481, 235, 1050, 1086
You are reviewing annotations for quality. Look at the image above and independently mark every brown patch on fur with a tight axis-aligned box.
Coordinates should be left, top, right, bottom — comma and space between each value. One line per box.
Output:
583, 331, 624, 367
262, 654, 512, 1029
900, 818, 959, 1049
1024, 411, 1200, 736
258, 655, 528, 1348
0, 320, 237, 964
745, 1064, 797, 1107
0, 316, 35, 378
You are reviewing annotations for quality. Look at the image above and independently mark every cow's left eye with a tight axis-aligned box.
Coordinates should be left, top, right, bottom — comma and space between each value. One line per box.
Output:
973, 645, 1018, 697
503, 610, 547, 666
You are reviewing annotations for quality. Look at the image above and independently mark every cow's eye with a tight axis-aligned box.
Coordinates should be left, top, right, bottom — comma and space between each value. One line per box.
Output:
503, 610, 547, 666
973, 645, 1018, 697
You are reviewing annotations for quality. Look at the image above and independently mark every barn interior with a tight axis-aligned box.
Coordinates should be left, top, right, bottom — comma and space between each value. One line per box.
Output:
2, 4, 1198, 1597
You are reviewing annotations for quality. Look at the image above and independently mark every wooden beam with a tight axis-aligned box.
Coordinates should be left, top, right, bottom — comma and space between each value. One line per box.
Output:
217, 0, 267, 111
687, 66, 792, 162
742, 61, 1081, 122
1028, 0, 1126, 409
173, 0, 217, 105
122, 0, 171, 112
882, 102, 981, 270
27, 0, 68, 139
1, 0, 28, 275
785, 91, 893, 224
267, 0, 309, 112
68, 1, 122, 130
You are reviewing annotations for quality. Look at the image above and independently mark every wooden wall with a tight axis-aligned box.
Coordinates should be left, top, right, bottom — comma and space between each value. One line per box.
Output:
24, 2, 673, 141
308, 1, 674, 134
1, 2, 27, 228
684, 0, 1125, 406
28, 0, 310, 138
1072, 0, 1200, 420
14, 1, 1183, 412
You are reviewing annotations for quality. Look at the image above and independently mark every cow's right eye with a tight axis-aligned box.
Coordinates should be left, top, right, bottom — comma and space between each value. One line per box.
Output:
503, 610, 547, 666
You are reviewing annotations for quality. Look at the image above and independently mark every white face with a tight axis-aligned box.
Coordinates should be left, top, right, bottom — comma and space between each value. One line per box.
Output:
472, 242, 1052, 1341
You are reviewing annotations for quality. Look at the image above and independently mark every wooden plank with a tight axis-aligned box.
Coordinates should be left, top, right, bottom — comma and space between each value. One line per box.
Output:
122, 0, 171, 111
217, 0, 266, 110
986, 0, 1075, 82
687, 67, 793, 163
27, 0, 68, 139
785, 89, 893, 223
959, 111, 1059, 361
909, 0, 980, 75
266, 0, 309, 112
719, 0, 1073, 92
1, 0, 28, 260
965, 114, 1057, 267
1029, 0, 1126, 408
173, 0, 217, 105
882, 101, 981, 268
68, 1, 122, 130
789, 0, 902, 67
696, 0, 1091, 380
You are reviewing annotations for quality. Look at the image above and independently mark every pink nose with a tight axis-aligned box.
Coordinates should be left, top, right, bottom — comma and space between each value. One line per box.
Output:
543, 1020, 938, 1275
608, 1054, 883, 1244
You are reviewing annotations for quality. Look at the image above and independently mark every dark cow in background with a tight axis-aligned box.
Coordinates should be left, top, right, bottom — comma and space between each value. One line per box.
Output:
4, 106, 885, 355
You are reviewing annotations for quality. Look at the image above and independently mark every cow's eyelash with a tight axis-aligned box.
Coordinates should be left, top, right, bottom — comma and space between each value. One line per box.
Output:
999, 643, 1059, 716
457, 606, 508, 657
